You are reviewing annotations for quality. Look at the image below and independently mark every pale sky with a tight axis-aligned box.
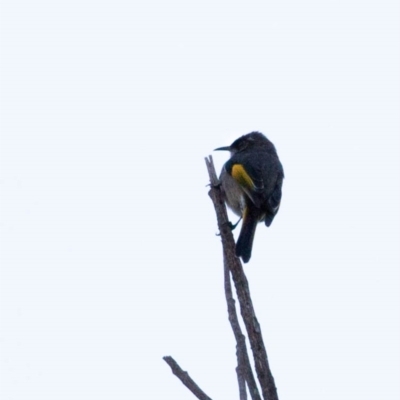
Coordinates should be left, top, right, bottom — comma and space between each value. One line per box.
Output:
1, 0, 399, 399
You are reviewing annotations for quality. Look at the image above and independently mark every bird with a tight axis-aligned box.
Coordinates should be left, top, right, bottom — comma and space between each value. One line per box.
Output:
215, 132, 284, 263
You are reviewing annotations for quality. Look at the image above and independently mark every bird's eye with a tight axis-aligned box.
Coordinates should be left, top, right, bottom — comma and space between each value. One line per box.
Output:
238, 141, 248, 151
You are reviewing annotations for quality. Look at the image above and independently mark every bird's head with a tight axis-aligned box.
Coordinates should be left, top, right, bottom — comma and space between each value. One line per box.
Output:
214, 131, 270, 155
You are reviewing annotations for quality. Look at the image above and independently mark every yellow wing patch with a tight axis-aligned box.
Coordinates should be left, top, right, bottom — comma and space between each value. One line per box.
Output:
231, 164, 255, 190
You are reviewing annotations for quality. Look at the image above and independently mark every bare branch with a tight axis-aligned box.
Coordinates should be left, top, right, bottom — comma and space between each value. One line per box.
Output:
163, 356, 213, 400
205, 156, 279, 400
236, 362, 247, 400
224, 257, 261, 400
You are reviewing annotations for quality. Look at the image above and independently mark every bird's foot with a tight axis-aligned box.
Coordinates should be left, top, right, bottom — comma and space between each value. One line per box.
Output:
228, 217, 242, 231
216, 217, 242, 236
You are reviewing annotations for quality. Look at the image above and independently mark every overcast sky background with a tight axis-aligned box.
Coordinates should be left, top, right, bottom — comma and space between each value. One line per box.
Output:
1, 0, 399, 399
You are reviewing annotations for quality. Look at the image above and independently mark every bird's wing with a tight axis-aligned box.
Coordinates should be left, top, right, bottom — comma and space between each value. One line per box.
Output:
267, 179, 282, 212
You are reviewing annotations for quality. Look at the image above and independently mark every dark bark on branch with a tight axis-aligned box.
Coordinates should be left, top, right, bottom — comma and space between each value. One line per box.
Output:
224, 258, 261, 400
205, 156, 279, 400
163, 356, 213, 400
163, 157, 278, 400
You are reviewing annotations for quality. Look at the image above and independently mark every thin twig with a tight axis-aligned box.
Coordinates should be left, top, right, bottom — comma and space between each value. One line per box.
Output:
163, 356, 213, 400
225, 256, 247, 400
224, 257, 261, 400
205, 156, 279, 400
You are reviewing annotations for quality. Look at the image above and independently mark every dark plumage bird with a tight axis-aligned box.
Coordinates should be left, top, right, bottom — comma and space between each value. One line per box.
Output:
215, 132, 284, 263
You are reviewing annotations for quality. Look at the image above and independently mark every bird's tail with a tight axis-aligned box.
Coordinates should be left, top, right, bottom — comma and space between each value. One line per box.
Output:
235, 206, 258, 263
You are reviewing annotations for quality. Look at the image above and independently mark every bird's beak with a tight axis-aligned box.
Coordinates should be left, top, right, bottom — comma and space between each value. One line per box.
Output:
214, 146, 231, 151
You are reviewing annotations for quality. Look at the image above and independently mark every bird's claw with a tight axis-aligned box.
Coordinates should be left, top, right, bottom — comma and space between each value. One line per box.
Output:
215, 217, 242, 236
